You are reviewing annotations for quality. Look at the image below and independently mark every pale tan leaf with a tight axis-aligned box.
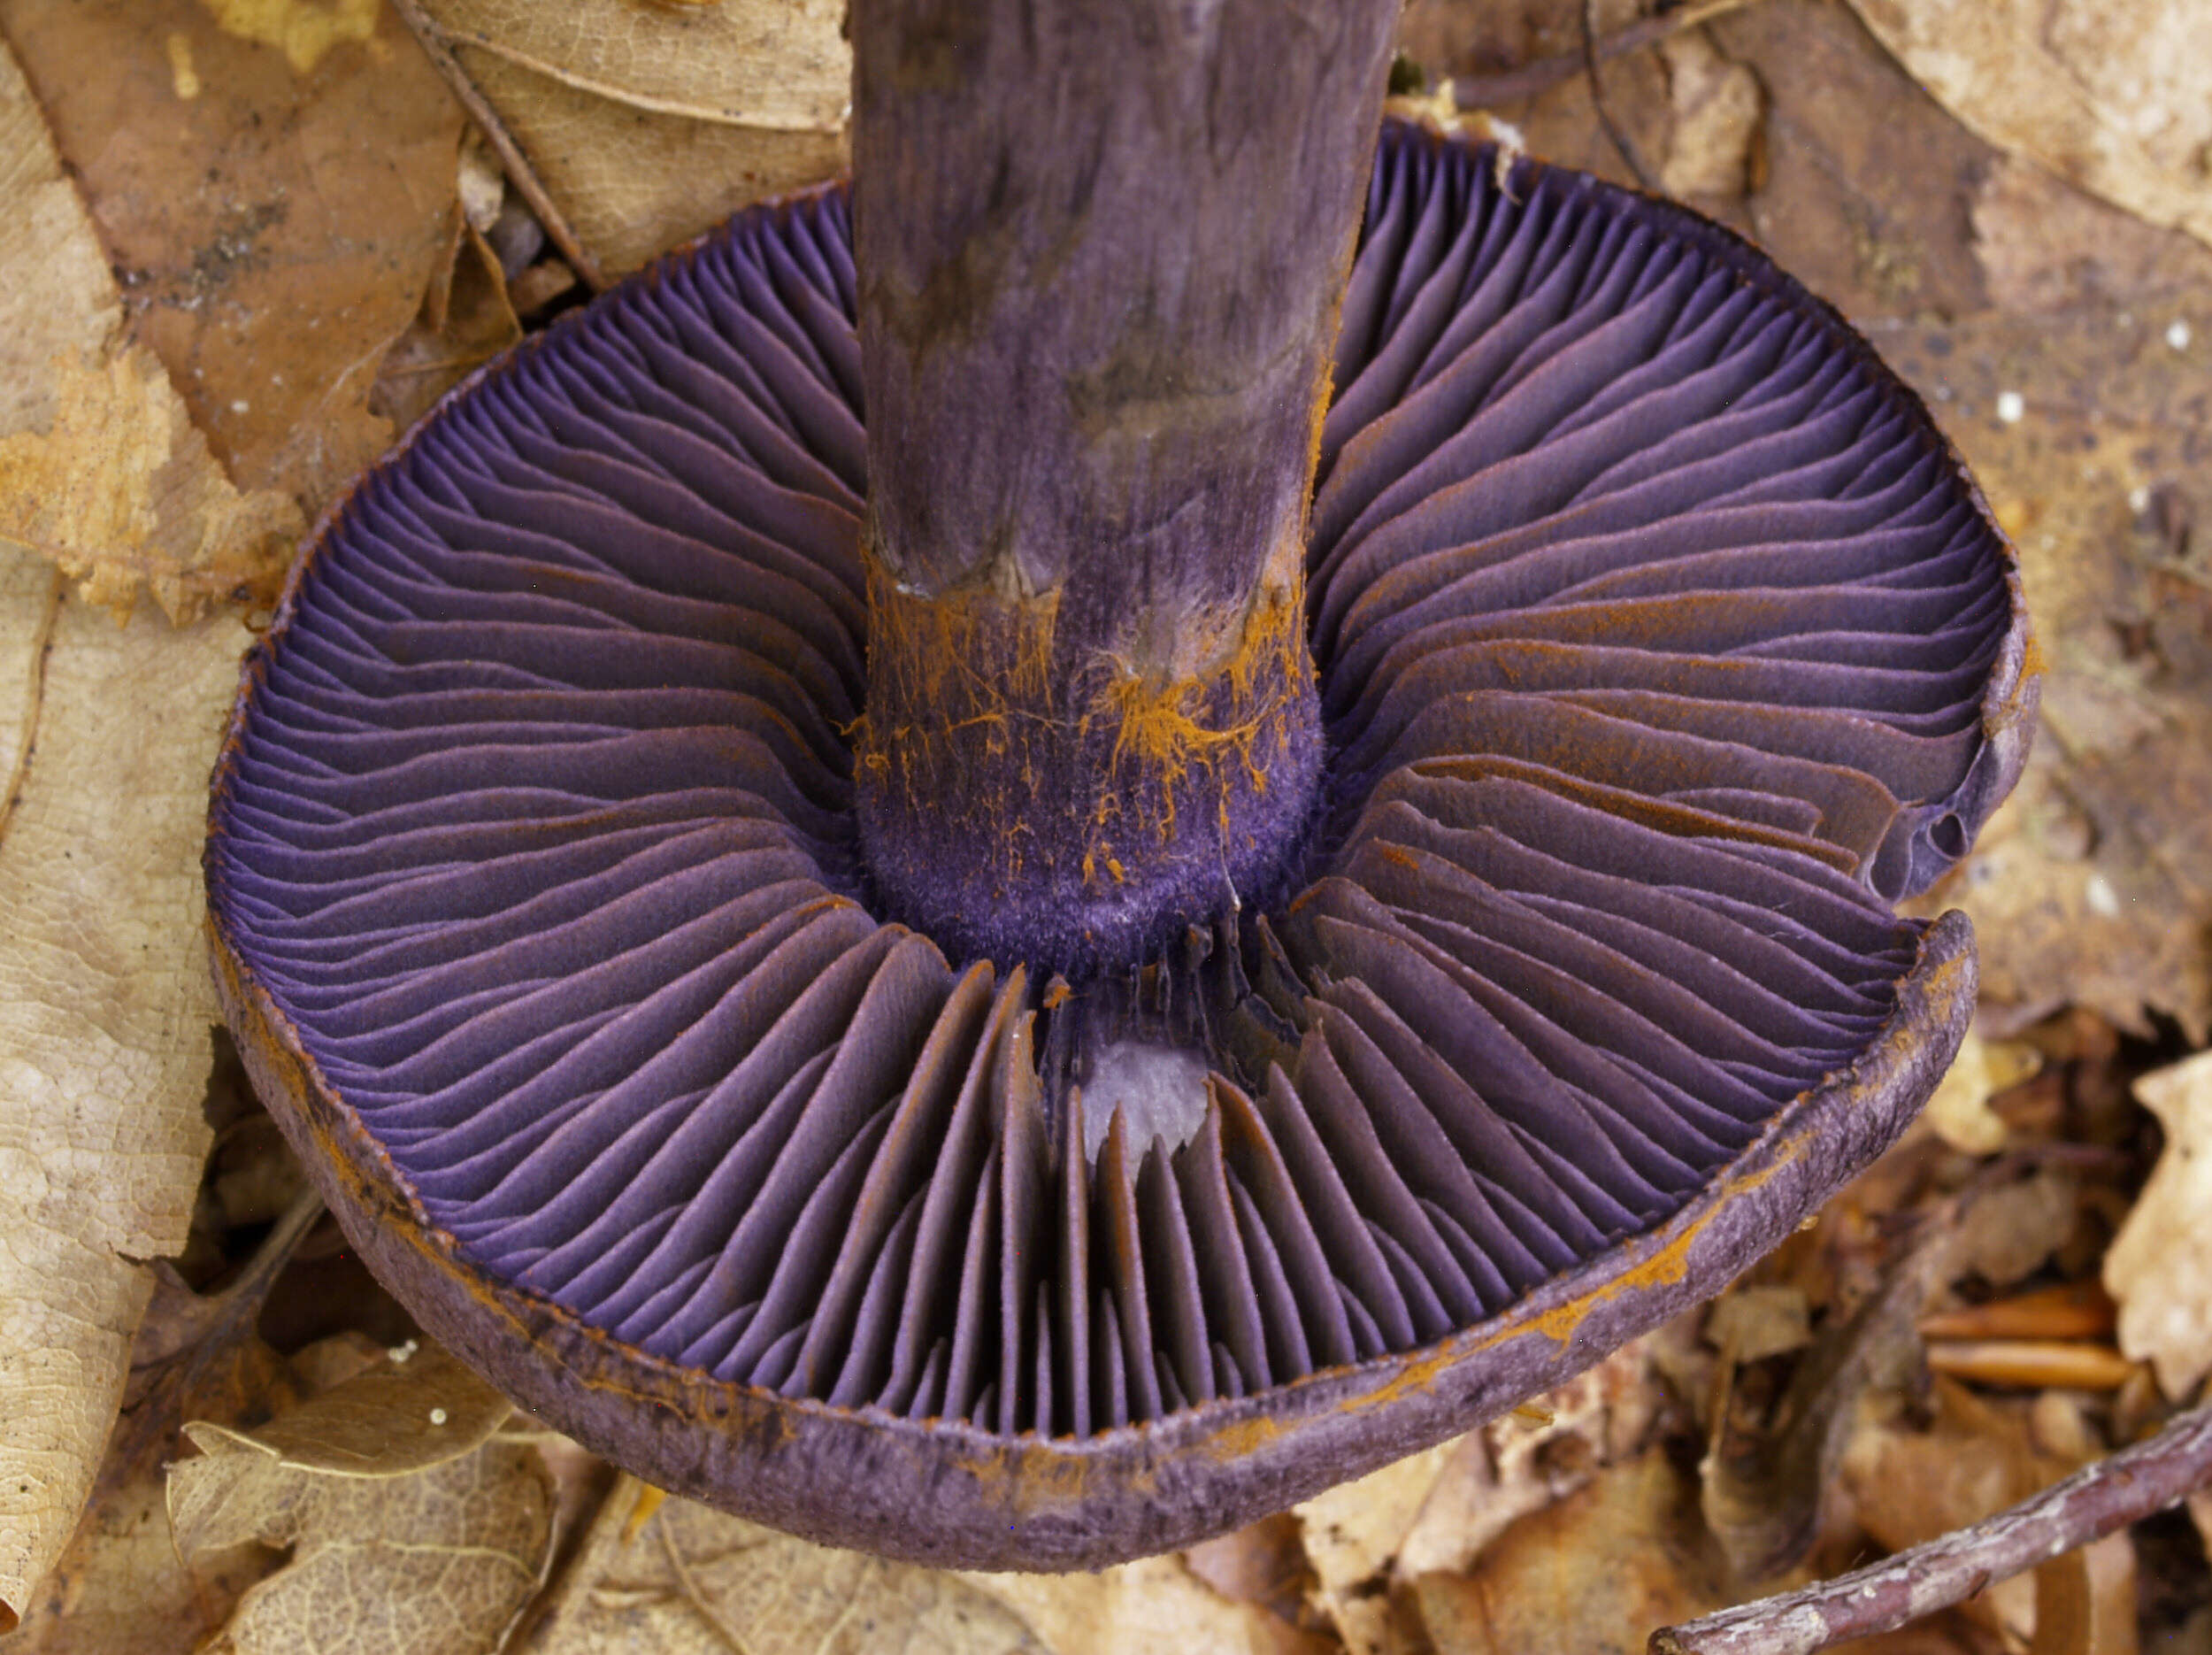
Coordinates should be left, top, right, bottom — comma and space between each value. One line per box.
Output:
1656, 31, 1761, 199
0, 350, 303, 622
528, 1478, 1041, 1655
0, 543, 251, 1628
171, 1437, 553, 1655
0, 33, 300, 620
962, 1555, 1267, 1655
413, 0, 849, 276
1923, 1032, 2044, 1157
2104, 1050, 2212, 1401
1846, 0, 2212, 249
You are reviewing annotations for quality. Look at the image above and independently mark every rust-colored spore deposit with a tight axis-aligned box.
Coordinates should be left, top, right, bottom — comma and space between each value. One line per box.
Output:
204, 125, 2034, 1568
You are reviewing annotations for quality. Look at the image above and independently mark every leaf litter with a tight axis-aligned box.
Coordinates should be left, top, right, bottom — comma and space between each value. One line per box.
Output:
3, 0, 2212, 1651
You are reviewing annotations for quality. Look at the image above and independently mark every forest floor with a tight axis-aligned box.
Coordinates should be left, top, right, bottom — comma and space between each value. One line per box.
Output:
1, 1, 2209, 1651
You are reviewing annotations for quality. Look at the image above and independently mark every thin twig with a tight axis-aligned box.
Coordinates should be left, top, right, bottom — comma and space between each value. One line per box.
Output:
1651, 1402, 2212, 1654
1579, 0, 1660, 191
387, 0, 609, 292
1452, 0, 1763, 108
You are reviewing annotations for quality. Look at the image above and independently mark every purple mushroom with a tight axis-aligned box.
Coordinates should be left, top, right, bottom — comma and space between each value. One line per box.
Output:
205, 3, 2032, 1573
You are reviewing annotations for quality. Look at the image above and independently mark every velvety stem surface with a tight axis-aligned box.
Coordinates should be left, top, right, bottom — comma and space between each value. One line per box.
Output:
850, 0, 1398, 973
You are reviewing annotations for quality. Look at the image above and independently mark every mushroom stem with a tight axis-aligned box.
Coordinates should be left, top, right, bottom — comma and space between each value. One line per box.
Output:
849, 0, 1399, 974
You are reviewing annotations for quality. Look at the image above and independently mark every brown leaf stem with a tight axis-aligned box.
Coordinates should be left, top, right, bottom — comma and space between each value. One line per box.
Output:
1650, 1401, 2212, 1654
386, 0, 609, 292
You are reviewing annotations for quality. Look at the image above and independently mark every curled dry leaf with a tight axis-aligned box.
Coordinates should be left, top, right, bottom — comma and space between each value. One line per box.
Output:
1394, 1341, 1661, 1579
0, 34, 298, 620
409, 0, 849, 275
2104, 1051, 2212, 1401
2, 0, 467, 538
0, 542, 250, 1630
169, 1342, 547, 1655
1844, 0, 2212, 249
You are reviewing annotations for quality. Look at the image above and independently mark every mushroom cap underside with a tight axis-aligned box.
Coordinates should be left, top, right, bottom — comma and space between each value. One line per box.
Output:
205, 121, 2035, 1569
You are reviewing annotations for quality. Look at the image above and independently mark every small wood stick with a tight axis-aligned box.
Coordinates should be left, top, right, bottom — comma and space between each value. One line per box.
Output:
388, 0, 609, 291
1650, 1402, 2212, 1654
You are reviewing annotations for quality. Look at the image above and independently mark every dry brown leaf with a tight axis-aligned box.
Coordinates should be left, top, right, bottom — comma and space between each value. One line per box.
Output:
0, 32, 299, 619
1845, 0, 2212, 250
1407, 1450, 1733, 1655
1924, 1032, 2046, 1157
2103, 1051, 2212, 1401
1182, 1511, 1332, 1646
2, 0, 465, 526
0, 542, 250, 1630
171, 1432, 553, 1655
416, 0, 849, 276
525, 1475, 1041, 1654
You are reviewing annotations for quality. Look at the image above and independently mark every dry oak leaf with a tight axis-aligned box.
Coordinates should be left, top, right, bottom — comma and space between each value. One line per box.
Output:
169, 1343, 549, 1655
1845, 0, 2212, 249
0, 542, 251, 1632
413, 0, 849, 276
2104, 1050, 2212, 1402
0, 32, 299, 620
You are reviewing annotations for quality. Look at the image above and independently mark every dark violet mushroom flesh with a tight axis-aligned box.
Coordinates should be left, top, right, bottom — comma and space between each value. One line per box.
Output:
205, 12, 2033, 1573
